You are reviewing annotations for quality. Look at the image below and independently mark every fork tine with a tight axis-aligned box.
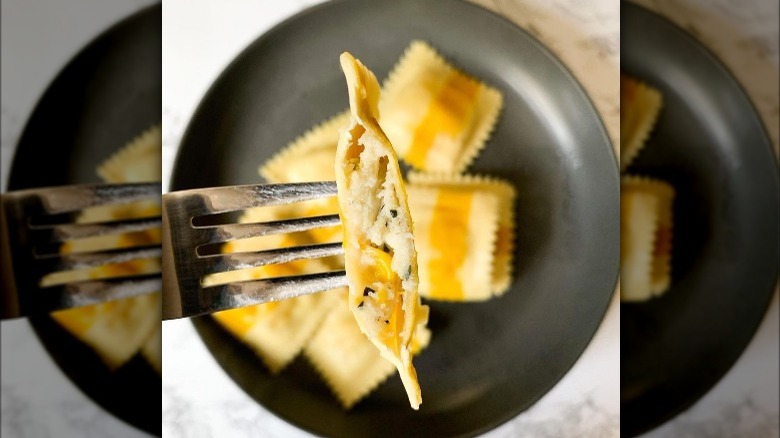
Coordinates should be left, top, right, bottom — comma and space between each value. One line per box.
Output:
193, 214, 340, 246
193, 270, 346, 317
200, 242, 343, 276
164, 181, 337, 217
38, 274, 162, 312
27, 182, 160, 215
32, 217, 162, 242
37, 246, 163, 273
161, 181, 346, 320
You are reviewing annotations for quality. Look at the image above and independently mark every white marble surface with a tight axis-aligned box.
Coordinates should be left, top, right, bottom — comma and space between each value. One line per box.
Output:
1, 1, 158, 437
160, 1, 621, 437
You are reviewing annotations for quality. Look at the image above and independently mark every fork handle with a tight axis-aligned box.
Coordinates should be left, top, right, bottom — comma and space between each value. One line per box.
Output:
1, 201, 21, 319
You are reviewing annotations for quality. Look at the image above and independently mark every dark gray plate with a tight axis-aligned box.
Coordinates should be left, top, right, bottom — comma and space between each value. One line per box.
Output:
7, 3, 162, 437
170, 0, 619, 436
620, 3, 779, 437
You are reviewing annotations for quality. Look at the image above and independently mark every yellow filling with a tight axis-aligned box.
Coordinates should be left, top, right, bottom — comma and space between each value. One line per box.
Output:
358, 246, 405, 356
428, 190, 474, 300
363, 246, 395, 285
406, 72, 480, 168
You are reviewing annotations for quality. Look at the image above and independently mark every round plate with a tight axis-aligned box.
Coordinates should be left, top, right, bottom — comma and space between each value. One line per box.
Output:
620, 3, 779, 437
170, 0, 618, 436
8, 4, 162, 437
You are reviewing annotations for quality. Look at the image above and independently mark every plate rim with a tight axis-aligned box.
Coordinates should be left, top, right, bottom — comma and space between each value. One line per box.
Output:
623, 0, 777, 165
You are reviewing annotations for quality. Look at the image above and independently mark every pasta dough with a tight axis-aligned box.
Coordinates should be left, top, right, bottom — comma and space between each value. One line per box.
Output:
407, 172, 516, 297
620, 74, 662, 171
259, 112, 349, 245
50, 292, 160, 370
304, 291, 432, 409
260, 111, 350, 185
98, 124, 162, 183
141, 325, 161, 374
620, 175, 675, 302
335, 52, 429, 410
380, 40, 503, 173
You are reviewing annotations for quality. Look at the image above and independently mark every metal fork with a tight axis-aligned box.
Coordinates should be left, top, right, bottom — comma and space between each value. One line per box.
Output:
161, 181, 346, 320
1, 182, 162, 320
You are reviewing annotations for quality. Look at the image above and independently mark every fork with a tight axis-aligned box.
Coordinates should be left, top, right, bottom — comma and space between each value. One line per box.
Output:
1, 182, 162, 320
161, 181, 347, 320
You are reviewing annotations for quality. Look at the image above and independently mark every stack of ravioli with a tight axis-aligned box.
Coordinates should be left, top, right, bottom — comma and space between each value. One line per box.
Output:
210, 40, 517, 409
46, 125, 163, 374
620, 74, 676, 302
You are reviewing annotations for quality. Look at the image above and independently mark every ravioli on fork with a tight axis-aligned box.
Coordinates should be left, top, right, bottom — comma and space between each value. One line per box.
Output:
335, 52, 429, 410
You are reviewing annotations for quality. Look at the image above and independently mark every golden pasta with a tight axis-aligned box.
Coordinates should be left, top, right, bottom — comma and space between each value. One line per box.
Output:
141, 325, 161, 374
260, 111, 349, 184
98, 124, 162, 183
50, 290, 160, 370
380, 40, 503, 173
620, 175, 675, 302
304, 291, 431, 410
407, 172, 517, 297
258, 113, 349, 245
335, 52, 429, 410
620, 74, 662, 171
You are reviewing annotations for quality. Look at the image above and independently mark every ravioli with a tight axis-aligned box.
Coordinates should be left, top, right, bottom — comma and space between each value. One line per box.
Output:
207, 204, 341, 373
211, 287, 341, 373
620, 175, 675, 302
304, 290, 431, 409
50, 288, 160, 370
48, 124, 162, 371
260, 111, 350, 185
335, 52, 429, 410
620, 74, 662, 171
141, 325, 162, 374
407, 172, 517, 297
259, 113, 351, 246
380, 40, 503, 173
98, 124, 162, 183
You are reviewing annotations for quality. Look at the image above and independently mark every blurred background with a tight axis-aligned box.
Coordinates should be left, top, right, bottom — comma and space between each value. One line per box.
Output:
2, 0, 159, 437
623, 0, 778, 436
